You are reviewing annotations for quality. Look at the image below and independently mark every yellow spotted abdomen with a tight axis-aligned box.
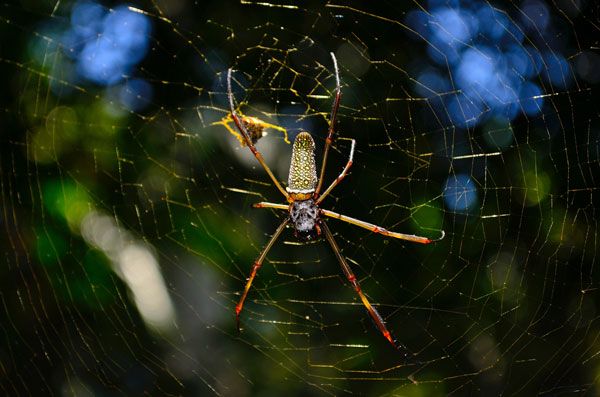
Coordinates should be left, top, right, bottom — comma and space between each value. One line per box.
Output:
287, 131, 317, 196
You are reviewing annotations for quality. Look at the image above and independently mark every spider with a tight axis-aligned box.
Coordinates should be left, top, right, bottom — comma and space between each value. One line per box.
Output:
227, 53, 444, 348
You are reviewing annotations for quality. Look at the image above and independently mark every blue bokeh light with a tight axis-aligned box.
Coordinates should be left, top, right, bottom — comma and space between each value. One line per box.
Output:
540, 52, 572, 88
119, 79, 153, 111
519, 82, 544, 116
405, 0, 572, 128
61, 1, 151, 86
443, 174, 478, 212
520, 0, 551, 31
505, 44, 537, 78
102, 7, 151, 65
404, 10, 430, 39
416, 70, 450, 98
455, 48, 496, 90
427, 37, 462, 66
430, 8, 475, 45
71, 1, 105, 41
428, 0, 461, 9
447, 94, 484, 129
475, 6, 510, 41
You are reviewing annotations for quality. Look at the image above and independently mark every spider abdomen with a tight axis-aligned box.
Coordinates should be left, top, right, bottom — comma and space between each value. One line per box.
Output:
290, 199, 321, 241
287, 132, 317, 197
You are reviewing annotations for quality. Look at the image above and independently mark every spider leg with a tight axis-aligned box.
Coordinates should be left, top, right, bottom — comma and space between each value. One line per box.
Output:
321, 209, 445, 244
316, 139, 355, 204
227, 69, 291, 201
315, 52, 342, 195
235, 218, 289, 331
252, 202, 288, 211
321, 222, 398, 348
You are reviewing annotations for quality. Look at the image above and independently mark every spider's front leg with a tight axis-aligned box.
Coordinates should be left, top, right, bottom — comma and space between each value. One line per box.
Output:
315, 52, 342, 195
235, 219, 289, 331
227, 68, 291, 202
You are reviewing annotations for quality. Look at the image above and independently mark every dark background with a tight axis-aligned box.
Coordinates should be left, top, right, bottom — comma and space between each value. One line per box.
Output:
1, 0, 599, 395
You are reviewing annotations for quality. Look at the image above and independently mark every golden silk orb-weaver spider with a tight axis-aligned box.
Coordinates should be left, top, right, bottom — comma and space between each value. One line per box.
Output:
227, 53, 445, 349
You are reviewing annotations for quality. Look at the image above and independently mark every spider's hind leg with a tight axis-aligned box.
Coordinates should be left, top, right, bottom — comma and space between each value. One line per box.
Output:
235, 219, 289, 331
321, 222, 399, 349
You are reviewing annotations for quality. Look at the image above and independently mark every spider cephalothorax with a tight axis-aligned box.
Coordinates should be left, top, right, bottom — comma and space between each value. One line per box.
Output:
290, 199, 321, 241
227, 53, 444, 348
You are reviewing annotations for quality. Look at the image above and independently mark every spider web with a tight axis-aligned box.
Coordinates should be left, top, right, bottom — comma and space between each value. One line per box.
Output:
1, 0, 599, 395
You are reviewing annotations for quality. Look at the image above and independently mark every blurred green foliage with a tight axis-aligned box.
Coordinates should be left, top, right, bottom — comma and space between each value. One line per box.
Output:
1, 0, 599, 396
